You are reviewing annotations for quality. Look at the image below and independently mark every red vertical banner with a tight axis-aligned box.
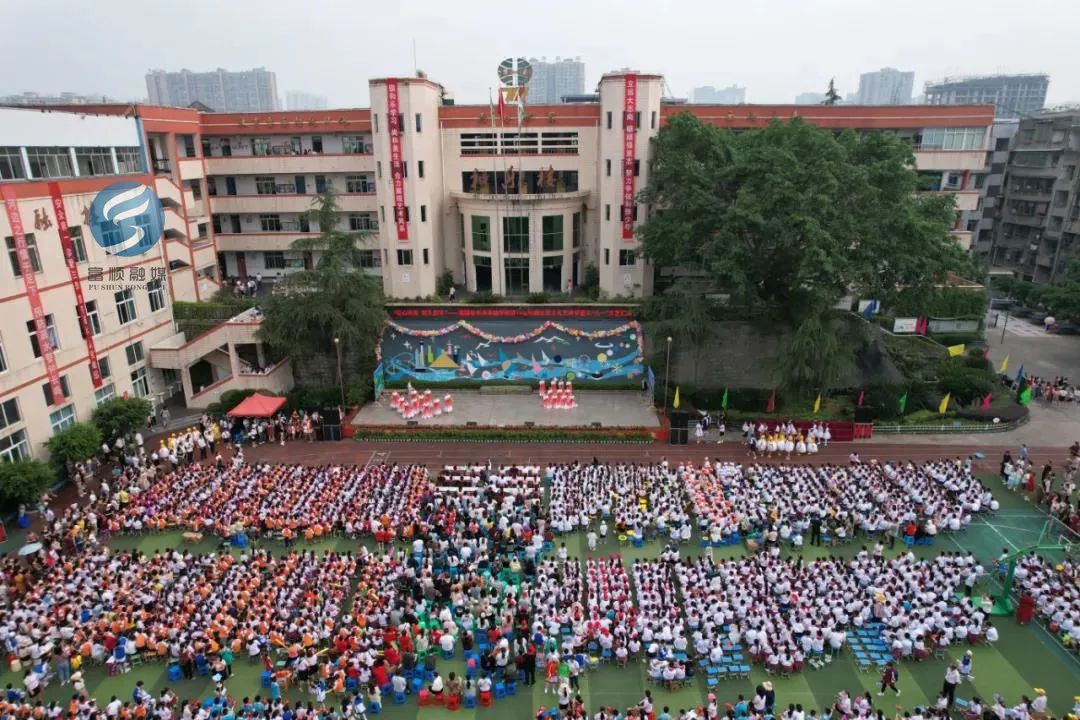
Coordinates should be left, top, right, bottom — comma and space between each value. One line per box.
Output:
1, 186, 64, 404
49, 182, 102, 388
621, 74, 638, 240
386, 78, 409, 241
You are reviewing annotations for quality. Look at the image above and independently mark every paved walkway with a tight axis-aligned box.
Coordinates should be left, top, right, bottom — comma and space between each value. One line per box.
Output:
872, 401, 1080, 446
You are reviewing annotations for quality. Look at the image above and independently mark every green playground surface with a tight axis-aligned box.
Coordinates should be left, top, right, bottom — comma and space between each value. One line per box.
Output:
1, 475, 1077, 718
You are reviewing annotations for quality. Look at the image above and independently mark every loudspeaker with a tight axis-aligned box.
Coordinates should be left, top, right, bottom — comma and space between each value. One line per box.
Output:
321, 407, 342, 425
854, 407, 876, 423
669, 427, 688, 445
322, 425, 342, 441
669, 411, 689, 430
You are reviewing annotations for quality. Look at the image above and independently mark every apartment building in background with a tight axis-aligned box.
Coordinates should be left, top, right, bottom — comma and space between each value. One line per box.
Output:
146, 68, 281, 112
988, 110, 1080, 283
692, 85, 746, 104
1, 92, 116, 106
526, 57, 586, 104
2, 74, 994, 453
971, 120, 1020, 258
794, 92, 826, 105
924, 74, 1049, 119
854, 68, 914, 105
286, 91, 328, 111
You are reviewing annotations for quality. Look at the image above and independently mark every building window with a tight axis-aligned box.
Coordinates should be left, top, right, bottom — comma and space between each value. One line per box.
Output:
504, 258, 530, 294
255, 176, 277, 195
125, 341, 145, 366
635, 111, 641, 130
358, 250, 381, 269
94, 383, 116, 406
572, 212, 582, 248
0, 147, 26, 180
651, 111, 657, 130
6, 233, 43, 276
343, 135, 368, 154
263, 251, 286, 269
130, 367, 150, 398
605, 205, 611, 221
633, 159, 641, 177
0, 336, 6, 373
114, 288, 137, 325
415, 113, 423, 133
542, 216, 564, 252
471, 216, 491, 252
42, 376, 71, 405
397, 249, 413, 266
26, 146, 74, 179
314, 175, 328, 193
607, 111, 612, 130
606, 159, 611, 177
377, 161, 382, 179
49, 404, 76, 433
418, 160, 424, 178
619, 249, 636, 266
26, 315, 59, 358
81, 300, 102, 337
604, 248, 611, 265
98, 356, 111, 379
259, 214, 283, 232
380, 206, 385, 222
0, 398, 20, 430
74, 147, 114, 176
70, 226, 88, 263
115, 147, 142, 174
345, 175, 373, 193
423, 248, 430, 265
147, 278, 166, 312
919, 127, 985, 151
420, 205, 427, 222
503, 217, 529, 253
0, 429, 30, 462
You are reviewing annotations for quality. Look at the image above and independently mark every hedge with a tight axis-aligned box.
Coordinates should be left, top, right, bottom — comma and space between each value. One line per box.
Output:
352, 426, 655, 443
172, 298, 257, 320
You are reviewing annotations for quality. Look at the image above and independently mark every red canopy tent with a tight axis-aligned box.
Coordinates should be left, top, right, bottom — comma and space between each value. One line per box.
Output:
227, 392, 287, 418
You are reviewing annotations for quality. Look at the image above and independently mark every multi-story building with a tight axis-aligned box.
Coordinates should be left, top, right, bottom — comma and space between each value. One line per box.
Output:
989, 110, 1080, 283
692, 86, 746, 104
794, 92, 826, 105
854, 68, 914, 105
972, 120, 1020, 257
526, 57, 586, 104
1, 73, 995, 457
145, 68, 281, 112
285, 91, 328, 111
0, 92, 116, 106
924, 74, 1049, 119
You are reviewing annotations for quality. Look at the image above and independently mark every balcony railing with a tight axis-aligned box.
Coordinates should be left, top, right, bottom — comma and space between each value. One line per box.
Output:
152, 159, 172, 175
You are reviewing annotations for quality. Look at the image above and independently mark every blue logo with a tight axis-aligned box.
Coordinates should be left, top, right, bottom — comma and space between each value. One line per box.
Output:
88, 181, 165, 257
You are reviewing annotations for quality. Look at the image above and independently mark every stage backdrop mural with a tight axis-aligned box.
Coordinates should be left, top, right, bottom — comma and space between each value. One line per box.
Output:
378, 306, 644, 385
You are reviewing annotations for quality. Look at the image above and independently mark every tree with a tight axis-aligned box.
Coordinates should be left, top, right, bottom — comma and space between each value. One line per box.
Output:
46, 422, 103, 471
92, 396, 152, 441
0, 460, 55, 507
640, 115, 967, 325
1041, 260, 1080, 318
774, 315, 854, 396
824, 78, 841, 105
258, 189, 387, 392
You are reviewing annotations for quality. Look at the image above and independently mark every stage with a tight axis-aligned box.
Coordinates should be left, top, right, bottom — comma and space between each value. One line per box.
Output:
351, 389, 661, 429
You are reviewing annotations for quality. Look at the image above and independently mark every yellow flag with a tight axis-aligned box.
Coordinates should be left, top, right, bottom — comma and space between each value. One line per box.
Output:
813, 394, 821, 414
938, 393, 951, 415
999, 355, 1009, 373
672, 387, 680, 409
947, 344, 965, 357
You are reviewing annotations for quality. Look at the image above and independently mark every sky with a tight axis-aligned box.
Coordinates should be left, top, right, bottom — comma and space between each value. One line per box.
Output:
1, 0, 1078, 108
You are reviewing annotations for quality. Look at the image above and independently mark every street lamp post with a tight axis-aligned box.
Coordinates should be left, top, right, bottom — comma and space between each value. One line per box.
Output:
1000, 310, 1010, 344
333, 337, 345, 408
663, 336, 673, 413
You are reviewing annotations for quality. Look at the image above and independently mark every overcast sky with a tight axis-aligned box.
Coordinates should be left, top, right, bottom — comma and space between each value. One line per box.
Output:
2, 0, 1077, 108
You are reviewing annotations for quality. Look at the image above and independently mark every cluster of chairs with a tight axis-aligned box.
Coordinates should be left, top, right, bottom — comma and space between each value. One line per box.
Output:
702, 638, 752, 690
850, 623, 892, 672
700, 533, 743, 548
903, 534, 936, 547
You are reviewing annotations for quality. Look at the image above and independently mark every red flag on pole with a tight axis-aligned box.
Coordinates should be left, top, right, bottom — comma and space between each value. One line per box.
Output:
857, 391, 865, 407
496, 88, 506, 122
980, 392, 992, 410
765, 391, 776, 413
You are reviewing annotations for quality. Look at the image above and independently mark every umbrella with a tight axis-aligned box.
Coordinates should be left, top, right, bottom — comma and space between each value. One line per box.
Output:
18, 542, 43, 556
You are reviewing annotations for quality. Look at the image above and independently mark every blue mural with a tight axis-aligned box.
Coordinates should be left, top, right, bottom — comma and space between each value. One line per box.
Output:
378, 312, 645, 385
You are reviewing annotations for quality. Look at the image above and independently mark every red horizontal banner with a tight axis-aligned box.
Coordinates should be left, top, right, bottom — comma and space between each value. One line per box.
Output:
389, 306, 634, 319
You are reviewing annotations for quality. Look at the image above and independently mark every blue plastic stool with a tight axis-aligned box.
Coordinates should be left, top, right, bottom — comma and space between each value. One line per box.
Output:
505, 680, 517, 696
393, 692, 407, 705
494, 682, 507, 699
169, 664, 184, 682
464, 695, 477, 709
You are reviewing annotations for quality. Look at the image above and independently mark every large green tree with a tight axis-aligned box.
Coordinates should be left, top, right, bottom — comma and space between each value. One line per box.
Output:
46, 422, 102, 471
0, 460, 55, 507
92, 396, 152, 440
257, 189, 386, 395
1041, 260, 1080, 318
639, 114, 967, 390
